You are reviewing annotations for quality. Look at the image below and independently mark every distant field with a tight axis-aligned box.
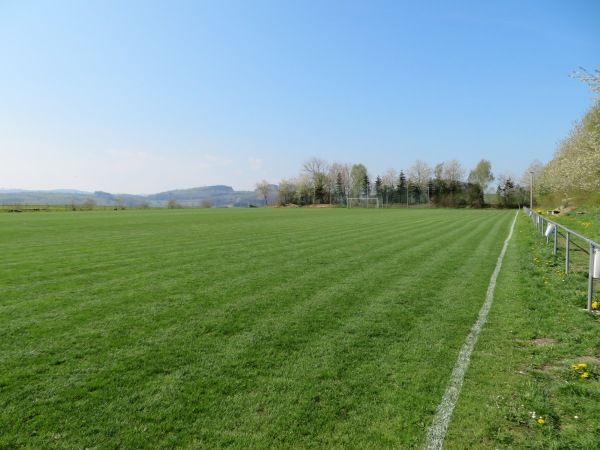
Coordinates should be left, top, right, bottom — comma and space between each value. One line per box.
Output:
2, 208, 517, 448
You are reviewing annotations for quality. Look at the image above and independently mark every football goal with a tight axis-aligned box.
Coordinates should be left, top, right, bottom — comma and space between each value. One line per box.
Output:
347, 197, 381, 208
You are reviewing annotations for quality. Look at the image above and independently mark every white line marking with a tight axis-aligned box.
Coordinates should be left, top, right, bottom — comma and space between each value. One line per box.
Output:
424, 212, 518, 450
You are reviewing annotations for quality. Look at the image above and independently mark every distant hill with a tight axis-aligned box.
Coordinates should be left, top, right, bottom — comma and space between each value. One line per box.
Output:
0, 185, 276, 208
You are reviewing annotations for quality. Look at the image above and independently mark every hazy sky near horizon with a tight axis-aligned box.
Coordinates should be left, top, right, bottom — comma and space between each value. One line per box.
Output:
1, 0, 598, 194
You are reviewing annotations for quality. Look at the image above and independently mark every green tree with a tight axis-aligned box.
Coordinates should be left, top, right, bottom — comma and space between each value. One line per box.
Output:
350, 164, 368, 198
538, 68, 600, 205
466, 183, 484, 208
467, 159, 495, 194
294, 174, 312, 205
314, 172, 328, 204
277, 178, 296, 205
167, 199, 181, 209
540, 103, 600, 204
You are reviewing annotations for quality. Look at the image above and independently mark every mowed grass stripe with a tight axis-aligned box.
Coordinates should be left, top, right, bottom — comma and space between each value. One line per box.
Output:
2, 208, 504, 372
151, 210, 510, 446
0, 209, 514, 448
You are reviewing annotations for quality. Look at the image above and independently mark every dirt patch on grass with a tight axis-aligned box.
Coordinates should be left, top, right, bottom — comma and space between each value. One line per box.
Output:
541, 357, 600, 373
542, 364, 563, 372
573, 356, 600, 364
531, 338, 556, 345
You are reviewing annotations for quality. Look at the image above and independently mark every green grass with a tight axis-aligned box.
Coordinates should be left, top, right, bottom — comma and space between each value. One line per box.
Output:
552, 206, 600, 242
3, 208, 598, 449
444, 212, 600, 449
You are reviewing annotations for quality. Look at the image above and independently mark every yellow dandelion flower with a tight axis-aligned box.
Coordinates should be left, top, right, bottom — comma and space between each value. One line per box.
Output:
578, 363, 587, 369
592, 301, 599, 310
581, 372, 590, 379
537, 418, 545, 424
572, 364, 579, 370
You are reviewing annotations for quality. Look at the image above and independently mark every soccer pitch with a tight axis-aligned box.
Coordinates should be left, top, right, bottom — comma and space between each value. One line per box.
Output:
1, 208, 516, 448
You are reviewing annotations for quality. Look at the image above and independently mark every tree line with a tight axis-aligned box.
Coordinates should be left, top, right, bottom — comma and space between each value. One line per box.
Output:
255, 157, 523, 208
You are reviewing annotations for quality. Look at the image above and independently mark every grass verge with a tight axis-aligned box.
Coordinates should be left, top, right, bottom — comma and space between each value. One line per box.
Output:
444, 211, 600, 449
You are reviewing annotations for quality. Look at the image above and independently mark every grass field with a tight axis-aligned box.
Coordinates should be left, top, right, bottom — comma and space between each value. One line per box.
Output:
1, 208, 598, 448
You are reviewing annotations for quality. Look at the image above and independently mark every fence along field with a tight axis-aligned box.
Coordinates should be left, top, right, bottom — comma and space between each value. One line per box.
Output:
1, 208, 515, 448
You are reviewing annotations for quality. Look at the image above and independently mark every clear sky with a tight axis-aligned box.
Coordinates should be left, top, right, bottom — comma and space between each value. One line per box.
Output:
1, 0, 598, 194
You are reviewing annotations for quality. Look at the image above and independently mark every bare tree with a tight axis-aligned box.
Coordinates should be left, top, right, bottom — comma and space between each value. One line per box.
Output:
330, 161, 352, 203
433, 162, 444, 181
302, 157, 329, 204
380, 168, 397, 207
520, 160, 544, 189
443, 159, 465, 184
382, 168, 397, 189
82, 198, 96, 210
255, 180, 272, 206
408, 159, 432, 189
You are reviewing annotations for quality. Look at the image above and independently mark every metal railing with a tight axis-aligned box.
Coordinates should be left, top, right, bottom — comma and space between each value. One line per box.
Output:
523, 207, 599, 312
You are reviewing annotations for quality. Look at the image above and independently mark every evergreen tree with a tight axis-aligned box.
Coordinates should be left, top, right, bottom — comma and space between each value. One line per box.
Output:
396, 170, 406, 204
335, 172, 345, 206
375, 175, 383, 199
427, 179, 435, 206
362, 174, 371, 197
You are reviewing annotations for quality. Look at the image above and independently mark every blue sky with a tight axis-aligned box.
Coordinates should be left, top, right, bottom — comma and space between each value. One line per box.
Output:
1, 0, 598, 194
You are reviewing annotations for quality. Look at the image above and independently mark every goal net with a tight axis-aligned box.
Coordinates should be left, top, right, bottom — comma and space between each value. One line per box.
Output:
347, 197, 381, 208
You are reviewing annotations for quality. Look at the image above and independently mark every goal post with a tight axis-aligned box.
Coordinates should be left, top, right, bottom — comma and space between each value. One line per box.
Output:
347, 197, 381, 209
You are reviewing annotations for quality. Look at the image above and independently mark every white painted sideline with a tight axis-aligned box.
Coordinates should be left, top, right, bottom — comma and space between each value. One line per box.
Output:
424, 212, 518, 450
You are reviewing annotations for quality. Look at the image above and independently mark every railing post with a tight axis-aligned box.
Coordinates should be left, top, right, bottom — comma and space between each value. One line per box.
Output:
588, 243, 595, 312
553, 227, 557, 255
541, 217, 545, 237
565, 231, 570, 274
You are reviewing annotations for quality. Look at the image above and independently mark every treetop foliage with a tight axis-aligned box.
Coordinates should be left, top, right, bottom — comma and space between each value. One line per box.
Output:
538, 68, 600, 206
570, 67, 600, 101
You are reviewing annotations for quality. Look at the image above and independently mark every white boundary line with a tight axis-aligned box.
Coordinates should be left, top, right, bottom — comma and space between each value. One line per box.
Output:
424, 212, 518, 450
